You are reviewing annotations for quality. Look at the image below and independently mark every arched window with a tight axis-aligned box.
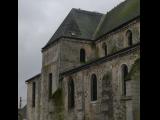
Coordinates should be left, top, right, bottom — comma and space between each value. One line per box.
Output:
91, 74, 97, 101
126, 30, 133, 46
80, 48, 85, 63
68, 78, 74, 109
121, 64, 128, 96
102, 42, 107, 56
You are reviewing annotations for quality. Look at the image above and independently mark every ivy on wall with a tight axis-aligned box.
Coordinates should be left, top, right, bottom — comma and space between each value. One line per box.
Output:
52, 88, 64, 120
126, 58, 140, 80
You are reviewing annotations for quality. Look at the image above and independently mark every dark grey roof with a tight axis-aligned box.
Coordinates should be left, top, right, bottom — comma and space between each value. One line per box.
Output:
43, 8, 103, 48
43, 0, 140, 49
93, 0, 140, 39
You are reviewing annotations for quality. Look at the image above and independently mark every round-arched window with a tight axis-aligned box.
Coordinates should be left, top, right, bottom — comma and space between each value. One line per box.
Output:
121, 64, 128, 96
91, 74, 97, 101
80, 48, 85, 63
126, 30, 133, 46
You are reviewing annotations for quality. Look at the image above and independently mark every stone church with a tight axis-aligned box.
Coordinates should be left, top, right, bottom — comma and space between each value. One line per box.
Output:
26, 0, 140, 120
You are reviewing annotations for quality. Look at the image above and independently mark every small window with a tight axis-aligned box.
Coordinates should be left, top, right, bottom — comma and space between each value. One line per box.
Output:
91, 74, 97, 101
32, 82, 36, 107
126, 30, 133, 46
49, 73, 52, 99
102, 42, 107, 56
121, 64, 128, 96
80, 48, 85, 63
68, 78, 74, 110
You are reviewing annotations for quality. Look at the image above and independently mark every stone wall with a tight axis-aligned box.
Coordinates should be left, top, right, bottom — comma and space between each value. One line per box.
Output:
96, 19, 140, 58
59, 19, 140, 73
26, 75, 41, 120
40, 40, 61, 120
42, 40, 60, 93
60, 38, 95, 73
62, 46, 140, 120
26, 18, 140, 120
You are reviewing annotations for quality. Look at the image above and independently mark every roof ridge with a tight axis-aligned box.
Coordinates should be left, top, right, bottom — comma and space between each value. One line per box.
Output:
92, 0, 128, 39
93, 0, 139, 38
72, 8, 103, 16
106, 0, 127, 15
92, 14, 106, 39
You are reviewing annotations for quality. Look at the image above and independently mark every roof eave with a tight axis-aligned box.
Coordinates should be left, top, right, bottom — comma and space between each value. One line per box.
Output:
25, 73, 41, 83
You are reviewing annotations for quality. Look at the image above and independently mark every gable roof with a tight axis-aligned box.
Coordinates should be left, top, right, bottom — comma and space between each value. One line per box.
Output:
25, 73, 41, 83
43, 0, 140, 50
93, 0, 140, 39
43, 8, 103, 49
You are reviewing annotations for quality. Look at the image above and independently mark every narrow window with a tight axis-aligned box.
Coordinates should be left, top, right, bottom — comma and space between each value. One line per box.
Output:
91, 74, 97, 101
49, 73, 52, 99
126, 30, 132, 46
68, 78, 74, 110
80, 48, 85, 63
32, 82, 36, 107
121, 64, 128, 96
102, 42, 107, 56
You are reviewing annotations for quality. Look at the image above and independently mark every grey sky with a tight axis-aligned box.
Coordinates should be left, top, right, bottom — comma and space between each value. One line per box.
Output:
18, 0, 124, 107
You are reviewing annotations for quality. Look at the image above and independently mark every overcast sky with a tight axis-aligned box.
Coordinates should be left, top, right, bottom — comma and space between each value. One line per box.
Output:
18, 0, 125, 108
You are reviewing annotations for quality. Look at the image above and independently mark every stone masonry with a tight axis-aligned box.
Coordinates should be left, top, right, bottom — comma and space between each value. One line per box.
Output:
26, 0, 140, 120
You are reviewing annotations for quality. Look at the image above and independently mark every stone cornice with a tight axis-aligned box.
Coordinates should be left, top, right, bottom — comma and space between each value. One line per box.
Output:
60, 43, 140, 77
42, 16, 140, 52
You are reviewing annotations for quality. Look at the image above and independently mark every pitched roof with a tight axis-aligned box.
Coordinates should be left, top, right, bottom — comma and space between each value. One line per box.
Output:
93, 0, 140, 39
25, 73, 41, 83
43, 0, 140, 49
43, 8, 103, 48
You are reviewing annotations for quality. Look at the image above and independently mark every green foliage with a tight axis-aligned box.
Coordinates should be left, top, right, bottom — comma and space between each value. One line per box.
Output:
133, 109, 140, 120
103, 72, 111, 80
52, 88, 63, 106
126, 58, 140, 80
90, 42, 96, 49
52, 88, 64, 120
94, 0, 139, 38
80, 61, 86, 64
111, 45, 118, 53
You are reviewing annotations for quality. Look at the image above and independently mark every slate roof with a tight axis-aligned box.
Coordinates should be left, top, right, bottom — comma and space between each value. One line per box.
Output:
93, 0, 140, 39
43, 0, 140, 49
43, 8, 103, 48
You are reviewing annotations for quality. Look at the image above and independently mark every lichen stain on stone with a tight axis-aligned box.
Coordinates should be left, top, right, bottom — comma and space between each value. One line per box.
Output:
95, 47, 99, 58
52, 88, 64, 120
126, 58, 140, 80
111, 45, 118, 54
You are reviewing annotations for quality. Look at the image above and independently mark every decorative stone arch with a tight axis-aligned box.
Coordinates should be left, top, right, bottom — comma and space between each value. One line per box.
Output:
126, 30, 133, 46
101, 71, 113, 120
68, 77, 75, 110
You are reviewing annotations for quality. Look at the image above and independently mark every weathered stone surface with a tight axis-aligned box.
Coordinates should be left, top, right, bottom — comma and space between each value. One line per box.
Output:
26, 14, 140, 120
